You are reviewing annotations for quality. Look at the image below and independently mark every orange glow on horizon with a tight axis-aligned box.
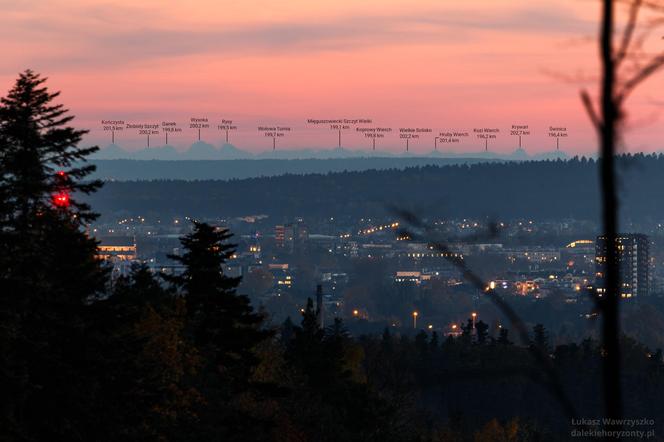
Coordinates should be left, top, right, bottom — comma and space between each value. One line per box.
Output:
2, 0, 663, 153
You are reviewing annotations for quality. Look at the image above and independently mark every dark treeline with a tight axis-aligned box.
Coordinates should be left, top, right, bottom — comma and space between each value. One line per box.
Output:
90, 157, 502, 181
89, 155, 664, 222
3, 72, 664, 441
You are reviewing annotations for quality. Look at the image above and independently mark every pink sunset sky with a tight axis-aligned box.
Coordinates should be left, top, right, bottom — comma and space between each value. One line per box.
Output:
1, 0, 663, 154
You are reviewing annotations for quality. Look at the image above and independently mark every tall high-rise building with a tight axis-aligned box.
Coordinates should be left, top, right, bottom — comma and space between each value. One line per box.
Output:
275, 220, 309, 252
595, 234, 650, 298
274, 224, 288, 248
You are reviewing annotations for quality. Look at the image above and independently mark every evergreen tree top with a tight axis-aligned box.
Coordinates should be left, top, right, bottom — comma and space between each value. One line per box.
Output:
167, 221, 240, 299
0, 69, 101, 226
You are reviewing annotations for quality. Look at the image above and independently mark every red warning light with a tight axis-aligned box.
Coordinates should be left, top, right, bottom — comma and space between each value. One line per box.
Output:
53, 171, 70, 208
53, 192, 70, 208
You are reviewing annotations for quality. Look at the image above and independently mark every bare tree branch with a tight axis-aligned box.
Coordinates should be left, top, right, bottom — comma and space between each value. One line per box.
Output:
581, 89, 603, 130
616, 0, 643, 66
636, 0, 664, 11
617, 0, 664, 12
540, 68, 598, 85
616, 52, 664, 103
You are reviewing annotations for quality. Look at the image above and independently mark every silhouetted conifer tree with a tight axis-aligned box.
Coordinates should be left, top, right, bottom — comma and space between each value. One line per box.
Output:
92, 264, 201, 441
476, 320, 489, 345
531, 324, 551, 355
168, 221, 268, 374
280, 316, 295, 345
0, 70, 106, 440
430, 331, 439, 351
323, 317, 352, 382
290, 298, 326, 386
166, 221, 271, 441
415, 330, 429, 355
0, 70, 100, 229
497, 328, 512, 346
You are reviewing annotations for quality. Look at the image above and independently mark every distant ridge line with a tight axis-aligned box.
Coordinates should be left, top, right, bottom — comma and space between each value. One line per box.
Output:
91, 141, 570, 162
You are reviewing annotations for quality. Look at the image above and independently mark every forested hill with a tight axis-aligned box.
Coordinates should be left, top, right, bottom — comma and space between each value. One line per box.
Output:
87, 155, 664, 222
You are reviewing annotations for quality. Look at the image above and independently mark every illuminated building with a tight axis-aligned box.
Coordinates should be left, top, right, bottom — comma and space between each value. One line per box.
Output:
274, 224, 288, 247
275, 220, 308, 251
394, 271, 432, 285
395, 271, 422, 284
515, 280, 539, 296
561, 239, 596, 271
97, 236, 137, 261
566, 239, 594, 249
97, 236, 137, 277
595, 234, 650, 298
268, 263, 293, 289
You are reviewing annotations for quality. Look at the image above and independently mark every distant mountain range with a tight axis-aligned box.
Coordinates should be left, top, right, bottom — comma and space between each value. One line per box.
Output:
91, 142, 570, 161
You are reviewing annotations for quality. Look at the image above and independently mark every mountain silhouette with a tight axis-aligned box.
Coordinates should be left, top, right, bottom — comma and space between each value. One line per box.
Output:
91, 142, 575, 161
133, 145, 179, 160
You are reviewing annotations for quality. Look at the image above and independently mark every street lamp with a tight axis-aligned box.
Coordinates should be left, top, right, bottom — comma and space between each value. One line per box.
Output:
471, 312, 477, 329
449, 323, 459, 337
412, 311, 419, 329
